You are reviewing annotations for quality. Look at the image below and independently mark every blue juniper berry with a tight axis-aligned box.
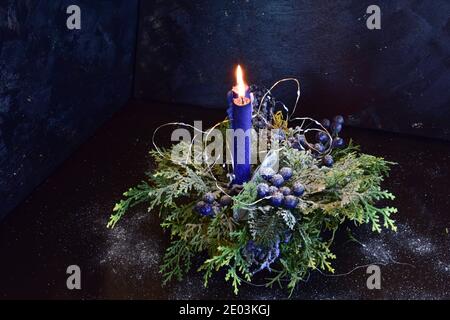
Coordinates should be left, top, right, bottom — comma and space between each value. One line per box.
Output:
284, 195, 299, 209
331, 122, 342, 135
270, 192, 284, 207
268, 186, 279, 195
314, 143, 325, 153
203, 192, 215, 204
332, 137, 345, 148
333, 115, 344, 125
279, 186, 291, 196
195, 201, 213, 216
270, 174, 284, 187
219, 195, 232, 206
279, 167, 293, 181
259, 167, 275, 181
257, 183, 270, 198
292, 182, 305, 196
316, 131, 329, 144
323, 155, 334, 167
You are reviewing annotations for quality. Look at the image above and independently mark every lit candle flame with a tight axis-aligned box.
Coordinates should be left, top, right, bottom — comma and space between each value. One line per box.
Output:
235, 65, 246, 97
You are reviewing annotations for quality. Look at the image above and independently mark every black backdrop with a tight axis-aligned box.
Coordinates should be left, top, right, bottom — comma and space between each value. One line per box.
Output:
135, 0, 450, 140
0, 0, 138, 219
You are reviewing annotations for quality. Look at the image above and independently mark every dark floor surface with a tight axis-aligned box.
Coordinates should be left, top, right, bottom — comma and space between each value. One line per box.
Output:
1, 100, 450, 299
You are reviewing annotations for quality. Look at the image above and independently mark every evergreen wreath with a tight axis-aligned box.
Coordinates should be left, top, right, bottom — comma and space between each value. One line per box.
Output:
107, 83, 397, 295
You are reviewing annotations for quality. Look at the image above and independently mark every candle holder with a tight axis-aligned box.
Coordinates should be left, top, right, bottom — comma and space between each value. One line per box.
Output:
107, 77, 398, 296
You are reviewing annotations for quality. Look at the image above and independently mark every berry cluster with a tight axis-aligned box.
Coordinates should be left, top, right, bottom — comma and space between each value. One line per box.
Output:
257, 167, 305, 209
195, 116, 345, 217
195, 192, 233, 217
286, 115, 346, 168
322, 115, 345, 147
244, 239, 280, 273
317, 115, 346, 167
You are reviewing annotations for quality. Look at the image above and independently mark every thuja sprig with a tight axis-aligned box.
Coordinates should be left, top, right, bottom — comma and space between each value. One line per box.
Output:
198, 230, 252, 295
107, 182, 151, 228
107, 140, 398, 295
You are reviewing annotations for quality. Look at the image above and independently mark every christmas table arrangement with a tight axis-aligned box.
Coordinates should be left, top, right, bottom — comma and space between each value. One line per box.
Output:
107, 66, 397, 295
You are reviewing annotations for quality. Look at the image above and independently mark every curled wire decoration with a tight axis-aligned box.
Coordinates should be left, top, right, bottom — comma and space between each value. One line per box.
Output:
151, 122, 205, 161
237, 255, 414, 289
256, 77, 301, 122
290, 117, 334, 156
150, 77, 333, 205
254, 78, 333, 157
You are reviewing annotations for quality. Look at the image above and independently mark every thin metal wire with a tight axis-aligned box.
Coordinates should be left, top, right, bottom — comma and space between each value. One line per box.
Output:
150, 77, 333, 204
238, 253, 414, 289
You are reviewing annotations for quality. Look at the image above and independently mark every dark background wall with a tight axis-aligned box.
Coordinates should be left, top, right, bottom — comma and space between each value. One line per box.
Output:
0, 0, 139, 219
1, 0, 449, 219
135, 0, 450, 140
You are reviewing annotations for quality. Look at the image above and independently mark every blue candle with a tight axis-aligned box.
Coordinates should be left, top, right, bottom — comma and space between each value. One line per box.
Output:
227, 65, 252, 185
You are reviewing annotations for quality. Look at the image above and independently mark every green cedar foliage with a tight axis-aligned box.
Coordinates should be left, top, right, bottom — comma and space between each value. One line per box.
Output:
107, 140, 397, 295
